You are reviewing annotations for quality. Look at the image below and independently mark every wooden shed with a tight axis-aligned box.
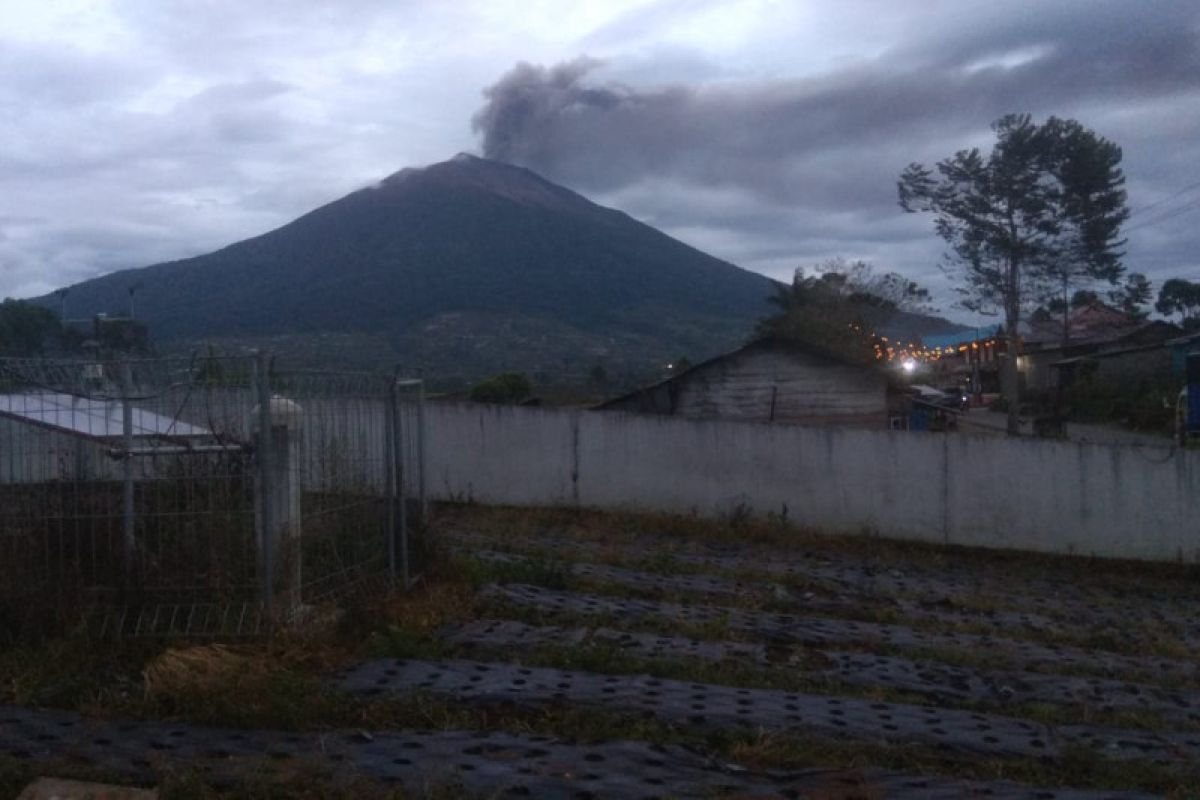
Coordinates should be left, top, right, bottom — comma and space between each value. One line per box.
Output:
597, 338, 893, 428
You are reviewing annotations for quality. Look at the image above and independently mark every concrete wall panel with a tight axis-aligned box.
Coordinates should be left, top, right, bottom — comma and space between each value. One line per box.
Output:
424, 402, 1200, 563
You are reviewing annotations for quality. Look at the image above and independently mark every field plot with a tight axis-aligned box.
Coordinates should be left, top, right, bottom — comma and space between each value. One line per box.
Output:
3, 505, 1200, 798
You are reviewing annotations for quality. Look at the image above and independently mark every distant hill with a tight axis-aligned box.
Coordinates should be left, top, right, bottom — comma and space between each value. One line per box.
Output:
37, 154, 787, 387
868, 306, 969, 346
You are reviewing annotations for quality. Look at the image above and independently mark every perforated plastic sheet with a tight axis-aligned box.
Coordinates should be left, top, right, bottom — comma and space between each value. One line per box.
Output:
337, 658, 1200, 765
452, 530, 1200, 648
0, 705, 1153, 799
440, 620, 1200, 726
819, 651, 1200, 726
471, 547, 1086, 641
480, 583, 1199, 683
443, 619, 775, 666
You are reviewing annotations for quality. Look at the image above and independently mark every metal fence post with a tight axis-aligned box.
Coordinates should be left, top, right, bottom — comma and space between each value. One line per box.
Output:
385, 376, 398, 588
255, 351, 274, 614
397, 382, 409, 589
120, 360, 135, 585
416, 379, 426, 520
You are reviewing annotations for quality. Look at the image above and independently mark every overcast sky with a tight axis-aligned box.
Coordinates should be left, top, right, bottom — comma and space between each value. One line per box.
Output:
3, 0, 1199, 320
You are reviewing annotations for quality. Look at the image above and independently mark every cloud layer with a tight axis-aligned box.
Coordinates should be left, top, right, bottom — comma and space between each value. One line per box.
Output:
473, 1, 1200, 307
2, 0, 1199, 319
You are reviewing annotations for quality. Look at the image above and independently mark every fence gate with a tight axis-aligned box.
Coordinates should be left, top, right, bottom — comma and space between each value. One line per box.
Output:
0, 354, 425, 640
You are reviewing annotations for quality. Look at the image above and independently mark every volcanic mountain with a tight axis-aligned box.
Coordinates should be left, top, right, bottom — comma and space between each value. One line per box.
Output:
42, 154, 784, 387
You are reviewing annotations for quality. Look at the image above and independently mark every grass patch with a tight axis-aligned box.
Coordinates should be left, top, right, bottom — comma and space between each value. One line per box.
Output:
0, 753, 468, 800
0, 635, 165, 710
452, 553, 571, 590
158, 765, 416, 800
468, 551, 1200, 681
434, 502, 1200, 604
445, 513, 1200, 662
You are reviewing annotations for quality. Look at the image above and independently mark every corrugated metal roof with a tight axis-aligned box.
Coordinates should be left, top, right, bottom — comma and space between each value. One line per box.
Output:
0, 392, 210, 439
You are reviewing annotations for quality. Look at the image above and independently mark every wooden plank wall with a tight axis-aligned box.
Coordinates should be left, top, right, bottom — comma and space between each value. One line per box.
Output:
674, 349, 886, 427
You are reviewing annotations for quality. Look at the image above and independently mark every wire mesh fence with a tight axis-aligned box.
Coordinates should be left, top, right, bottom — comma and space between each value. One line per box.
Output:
0, 353, 425, 640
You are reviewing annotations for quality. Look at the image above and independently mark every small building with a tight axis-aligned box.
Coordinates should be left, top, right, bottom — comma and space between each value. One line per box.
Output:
0, 390, 212, 483
1051, 340, 1177, 389
1020, 304, 1180, 391
596, 338, 896, 428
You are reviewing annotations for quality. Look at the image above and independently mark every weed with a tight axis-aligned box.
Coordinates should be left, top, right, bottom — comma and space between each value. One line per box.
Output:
0, 635, 164, 710
432, 502, 1200, 602
158, 759, 408, 800
365, 626, 450, 661
452, 553, 571, 590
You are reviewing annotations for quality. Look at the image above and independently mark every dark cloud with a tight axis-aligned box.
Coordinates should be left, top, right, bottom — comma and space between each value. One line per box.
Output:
473, 1, 1200, 303
4, 0, 1200, 313
476, 9, 1200, 205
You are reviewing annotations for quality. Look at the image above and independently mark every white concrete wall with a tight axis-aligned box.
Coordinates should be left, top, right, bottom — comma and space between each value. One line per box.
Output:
425, 402, 1200, 563
6, 394, 1196, 562
426, 403, 578, 507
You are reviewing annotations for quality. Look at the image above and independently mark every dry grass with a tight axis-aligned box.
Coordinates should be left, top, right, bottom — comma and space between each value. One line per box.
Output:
143, 645, 258, 701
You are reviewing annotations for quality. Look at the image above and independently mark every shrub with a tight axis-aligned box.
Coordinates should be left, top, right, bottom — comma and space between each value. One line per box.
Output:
468, 372, 533, 404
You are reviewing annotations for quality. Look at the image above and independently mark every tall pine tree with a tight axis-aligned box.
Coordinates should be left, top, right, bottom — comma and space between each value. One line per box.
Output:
899, 114, 1128, 435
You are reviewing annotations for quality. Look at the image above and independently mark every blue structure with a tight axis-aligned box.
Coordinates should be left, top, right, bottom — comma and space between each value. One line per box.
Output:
1169, 332, 1200, 374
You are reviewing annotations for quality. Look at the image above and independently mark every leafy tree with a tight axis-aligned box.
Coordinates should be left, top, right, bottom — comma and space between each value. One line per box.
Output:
1029, 305, 1057, 325
1040, 117, 1128, 343
756, 265, 882, 364
0, 298, 62, 356
858, 271, 935, 314
1070, 290, 1100, 308
898, 114, 1128, 435
806, 257, 936, 314
195, 345, 229, 385
1109, 272, 1152, 319
469, 372, 533, 404
95, 316, 150, 355
1155, 278, 1200, 327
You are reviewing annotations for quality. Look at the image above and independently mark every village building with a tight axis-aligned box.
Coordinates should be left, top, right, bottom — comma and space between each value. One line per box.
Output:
1019, 303, 1180, 391
596, 338, 901, 428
